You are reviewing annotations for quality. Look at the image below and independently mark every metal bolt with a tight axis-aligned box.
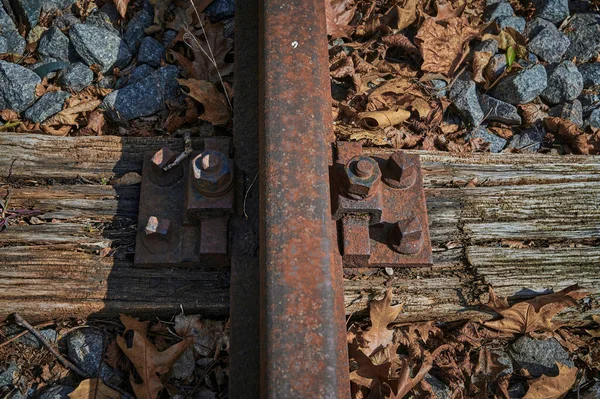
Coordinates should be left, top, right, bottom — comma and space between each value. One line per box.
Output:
151, 147, 178, 174
144, 216, 170, 240
192, 150, 233, 196
388, 217, 423, 255
355, 158, 374, 178
384, 151, 417, 189
341, 155, 381, 199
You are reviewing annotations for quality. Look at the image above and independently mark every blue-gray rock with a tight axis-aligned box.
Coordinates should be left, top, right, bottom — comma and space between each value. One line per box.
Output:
85, 12, 119, 34
0, 362, 18, 387
541, 61, 584, 105
205, 0, 234, 22
223, 17, 234, 39
123, 9, 153, 52
0, 37, 7, 53
3, 325, 57, 348
564, 14, 600, 63
97, 75, 115, 89
423, 374, 451, 399
66, 328, 105, 377
37, 27, 76, 61
58, 62, 93, 92
524, 17, 554, 38
579, 90, 600, 113
0, 61, 41, 112
485, 54, 507, 82
508, 382, 527, 399
162, 29, 178, 47
494, 350, 513, 377
8, 386, 36, 399
51, 13, 78, 29
116, 63, 154, 88
102, 65, 180, 121
430, 79, 447, 98
579, 63, 600, 88
485, 0, 505, 5
549, 100, 584, 126
449, 73, 484, 126
527, 24, 570, 62
70, 24, 132, 73
11, 0, 41, 28
36, 385, 74, 399
508, 336, 573, 378
0, 5, 26, 55
474, 39, 498, 55
585, 108, 600, 129
97, 3, 119, 24
42, 0, 76, 12
467, 126, 507, 153
24, 91, 70, 123
498, 16, 526, 34
479, 94, 521, 124
532, 0, 569, 24
137, 36, 165, 67
484, 2, 513, 22
508, 126, 545, 152
493, 64, 547, 104
99, 362, 126, 387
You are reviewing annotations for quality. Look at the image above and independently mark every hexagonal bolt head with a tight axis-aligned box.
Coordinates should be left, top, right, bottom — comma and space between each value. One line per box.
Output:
341, 155, 381, 199
151, 147, 178, 174
144, 216, 171, 240
388, 217, 423, 255
192, 150, 233, 196
384, 151, 417, 189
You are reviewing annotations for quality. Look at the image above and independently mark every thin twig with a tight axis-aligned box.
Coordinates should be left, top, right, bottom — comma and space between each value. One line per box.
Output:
164, 132, 193, 171
243, 172, 259, 219
13, 313, 90, 378
0, 321, 55, 348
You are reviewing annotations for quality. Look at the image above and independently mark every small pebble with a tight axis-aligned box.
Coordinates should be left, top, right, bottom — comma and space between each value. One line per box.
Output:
483, 2, 514, 22
508, 336, 574, 377
549, 100, 584, 127
532, 0, 569, 24
497, 16, 526, 34
527, 24, 570, 62
492, 63, 548, 105
466, 126, 507, 153
578, 63, 600, 88
24, 91, 70, 123
541, 61, 583, 105
479, 94, 521, 125
449, 72, 484, 127
58, 63, 93, 92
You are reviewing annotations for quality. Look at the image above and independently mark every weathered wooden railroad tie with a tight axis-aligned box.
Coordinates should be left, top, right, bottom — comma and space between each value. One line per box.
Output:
0, 0, 599, 397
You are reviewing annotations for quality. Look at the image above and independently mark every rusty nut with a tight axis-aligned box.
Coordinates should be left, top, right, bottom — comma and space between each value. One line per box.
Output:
151, 147, 178, 174
388, 217, 423, 255
192, 150, 233, 196
384, 151, 417, 189
341, 155, 381, 200
144, 216, 171, 240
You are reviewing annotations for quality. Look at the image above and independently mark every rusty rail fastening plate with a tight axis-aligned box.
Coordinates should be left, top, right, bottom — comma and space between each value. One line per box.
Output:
134, 137, 235, 267
332, 142, 432, 268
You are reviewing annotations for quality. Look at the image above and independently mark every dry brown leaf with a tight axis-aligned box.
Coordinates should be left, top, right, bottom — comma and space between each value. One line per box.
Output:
544, 117, 596, 154
326, 0, 356, 38
0, 109, 19, 122
382, 0, 419, 31
472, 51, 493, 83
83, 111, 105, 135
113, 0, 130, 18
178, 79, 231, 126
45, 99, 102, 127
117, 314, 193, 399
68, 379, 120, 399
359, 288, 402, 356
381, 33, 419, 54
358, 109, 410, 129
523, 363, 577, 399
585, 315, 600, 337
484, 285, 588, 334
395, 321, 441, 345
348, 340, 394, 390
415, 13, 480, 76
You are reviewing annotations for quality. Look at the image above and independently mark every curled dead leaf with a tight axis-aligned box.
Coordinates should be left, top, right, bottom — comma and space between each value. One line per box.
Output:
358, 109, 410, 129
326, 0, 356, 38
178, 79, 231, 126
358, 288, 403, 356
522, 363, 577, 399
472, 51, 493, 83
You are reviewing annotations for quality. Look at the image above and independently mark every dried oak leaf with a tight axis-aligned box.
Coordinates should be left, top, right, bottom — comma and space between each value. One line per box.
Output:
326, 0, 356, 38
586, 315, 600, 338
117, 314, 193, 399
178, 79, 231, 126
544, 117, 596, 154
522, 363, 577, 399
484, 285, 588, 334
394, 321, 442, 346
0, 109, 19, 122
414, 8, 480, 76
68, 378, 120, 399
381, 0, 419, 31
358, 288, 402, 356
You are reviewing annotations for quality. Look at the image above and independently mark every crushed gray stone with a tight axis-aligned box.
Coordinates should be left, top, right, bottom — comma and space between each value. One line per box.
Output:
36, 385, 74, 399
532, 0, 569, 24
507, 126, 545, 152
579, 63, 600, 89
449, 72, 484, 127
549, 100, 584, 127
66, 328, 105, 377
497, 16, 526, 34
564, 13, 600, 63
137, 36, 165, 68
508, 336, 574, 378
524, 17, 554, 38
492, 63, 547, 105
485, 54, 507, 82
58, 62, 93, 92
24, 91, 70, 123
70, 23, 132, 73
483, 2, 513, 22
526, 24, 570, 62
479, 94, 521, 125
0, 60, 41, 112
474, 39, 498, 55
37, 27, 76, 61
585, 108, 600, 129
124, 9, 153, 52
0, 5, 26, 54
466, 126, 507, 153
541, 61, 584, 105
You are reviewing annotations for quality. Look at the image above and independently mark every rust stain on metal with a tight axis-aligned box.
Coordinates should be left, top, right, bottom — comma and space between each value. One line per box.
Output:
332, 142, 433, 267
134, 138, 234, 268
259, 0, 350, 397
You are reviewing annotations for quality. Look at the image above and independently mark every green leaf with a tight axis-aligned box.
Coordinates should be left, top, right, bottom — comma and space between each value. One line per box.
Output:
506, 46, 516, 71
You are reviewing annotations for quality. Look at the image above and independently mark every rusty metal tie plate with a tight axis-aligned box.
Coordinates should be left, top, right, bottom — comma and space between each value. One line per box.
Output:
331, 141, 432, 268
134, 137, 235, 267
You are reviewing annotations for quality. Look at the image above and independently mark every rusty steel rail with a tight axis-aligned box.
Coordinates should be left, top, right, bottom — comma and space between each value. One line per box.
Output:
257, 0, 351, 397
